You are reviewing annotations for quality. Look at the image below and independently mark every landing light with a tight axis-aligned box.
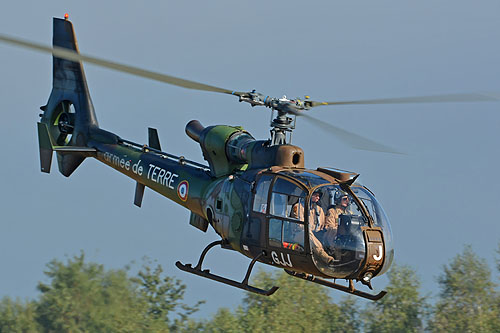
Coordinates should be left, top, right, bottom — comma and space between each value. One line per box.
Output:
362, 272, 373, 283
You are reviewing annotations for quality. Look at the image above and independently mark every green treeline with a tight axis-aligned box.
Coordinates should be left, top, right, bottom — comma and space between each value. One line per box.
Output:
1, 244, 499, 332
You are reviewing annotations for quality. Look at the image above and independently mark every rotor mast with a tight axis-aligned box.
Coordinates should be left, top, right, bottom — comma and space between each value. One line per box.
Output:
269, 109, 295, 145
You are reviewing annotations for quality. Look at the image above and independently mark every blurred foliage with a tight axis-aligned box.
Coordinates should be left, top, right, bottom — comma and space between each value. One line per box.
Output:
428, 245, 499, 332
0, 298, 38, 333
361, 264, 428, 333
497, 241, 500, 274
0, 252, 202, 332
199, 270, 360, 333
1, 245, 500, 332
133, 260, 204, 331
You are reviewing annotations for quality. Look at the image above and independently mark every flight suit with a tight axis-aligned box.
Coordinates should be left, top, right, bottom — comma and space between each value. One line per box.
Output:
324, 206, 352, 249
292, 203, 326, 231
325, 206, 343, 227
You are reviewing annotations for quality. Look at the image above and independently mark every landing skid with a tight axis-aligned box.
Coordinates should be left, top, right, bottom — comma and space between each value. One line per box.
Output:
176, 240, 279, 296
284, 269, 386, 301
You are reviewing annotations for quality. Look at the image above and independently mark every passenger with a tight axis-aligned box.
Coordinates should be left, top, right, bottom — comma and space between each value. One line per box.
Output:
291, 190, 326, 231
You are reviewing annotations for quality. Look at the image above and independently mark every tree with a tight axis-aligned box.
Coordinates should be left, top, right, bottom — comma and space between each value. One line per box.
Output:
324, 296, 361, 333
429, 245, 499, 332
0, 297, 39, 333
495, 242, 500, 330
240, 270, 335, 332
202, 308, 242, 333
35, 252, 162, 332
32, 252, 202, 332
134, 259, 204, 332
0, 253, 203, 332
361, 263, 427, 333
497, 241, 500, 275
201, 270, 362, 333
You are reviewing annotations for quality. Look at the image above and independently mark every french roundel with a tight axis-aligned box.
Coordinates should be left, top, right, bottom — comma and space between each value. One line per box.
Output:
177, 180, 189, 202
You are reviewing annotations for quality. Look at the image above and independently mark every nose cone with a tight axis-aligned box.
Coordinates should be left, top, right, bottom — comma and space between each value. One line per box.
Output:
378, 224, 394, 275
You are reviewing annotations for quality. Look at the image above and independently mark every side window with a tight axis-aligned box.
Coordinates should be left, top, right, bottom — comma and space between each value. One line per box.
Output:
215, 199, 223, 213
268, 218, 304, 252
268, 179, 306, 252
270, 192, 288, 217
269, 218, 282, 248
283, 220, 304, 251
252, 175, 273, 214
270, 178, 306, 221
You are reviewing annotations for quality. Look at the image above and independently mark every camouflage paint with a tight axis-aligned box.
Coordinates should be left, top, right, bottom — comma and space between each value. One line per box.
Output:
196, 125, 247, 178
91, 141, 214, 218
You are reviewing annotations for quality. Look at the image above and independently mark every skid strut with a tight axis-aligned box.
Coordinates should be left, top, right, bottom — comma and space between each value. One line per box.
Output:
176, 240, 279, 296
284, 269, 386, 301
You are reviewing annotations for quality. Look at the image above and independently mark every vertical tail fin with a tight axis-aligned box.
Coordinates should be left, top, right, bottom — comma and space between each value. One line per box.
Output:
38, 17, 98, 177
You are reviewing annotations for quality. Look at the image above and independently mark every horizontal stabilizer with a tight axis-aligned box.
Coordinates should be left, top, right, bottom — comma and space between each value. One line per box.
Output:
53, 146, 96, 153
38, 122, 96, 176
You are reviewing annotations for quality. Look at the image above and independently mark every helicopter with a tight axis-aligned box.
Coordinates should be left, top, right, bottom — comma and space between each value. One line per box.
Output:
1, 16, 498, 301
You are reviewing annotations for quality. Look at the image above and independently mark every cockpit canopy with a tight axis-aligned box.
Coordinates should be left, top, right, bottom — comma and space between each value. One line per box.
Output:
253, 170, 393, 279
305, 184, 393, 278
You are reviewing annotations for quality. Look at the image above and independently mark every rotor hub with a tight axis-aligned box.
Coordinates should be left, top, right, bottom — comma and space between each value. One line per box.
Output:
57, 112, 74, 134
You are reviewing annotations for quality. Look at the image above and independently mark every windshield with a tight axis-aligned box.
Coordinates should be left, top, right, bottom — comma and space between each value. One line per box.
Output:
278, 170, 330, 188
303, 184, 368, 278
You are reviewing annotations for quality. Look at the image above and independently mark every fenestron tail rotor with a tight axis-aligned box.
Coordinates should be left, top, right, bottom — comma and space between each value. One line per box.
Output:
2, 29, 499, 154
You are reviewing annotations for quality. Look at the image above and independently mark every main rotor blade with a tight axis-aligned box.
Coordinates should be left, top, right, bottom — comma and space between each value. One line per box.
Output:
307, 93, 500, 108
297, 112, 403, 154
0, 34, 244, 96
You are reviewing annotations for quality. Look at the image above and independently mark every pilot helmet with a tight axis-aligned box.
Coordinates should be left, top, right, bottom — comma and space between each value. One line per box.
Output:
312, 189, 322, 198
334, 190, 349, 204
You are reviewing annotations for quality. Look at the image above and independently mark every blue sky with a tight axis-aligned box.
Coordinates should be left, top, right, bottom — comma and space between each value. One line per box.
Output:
1, 1, 499, 315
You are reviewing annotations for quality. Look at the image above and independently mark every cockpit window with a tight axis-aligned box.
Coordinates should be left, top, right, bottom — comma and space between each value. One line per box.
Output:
270, 178, 306, 221
278, 170, 329, 188
253, 175, 272, 213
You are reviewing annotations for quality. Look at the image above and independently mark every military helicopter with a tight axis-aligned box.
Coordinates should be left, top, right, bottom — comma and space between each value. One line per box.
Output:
1, 16, 498, 301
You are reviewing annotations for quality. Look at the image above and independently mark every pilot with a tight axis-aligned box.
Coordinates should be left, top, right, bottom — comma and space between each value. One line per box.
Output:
318, 190, 352, 253
325, 190, 353, 230
291, 190, 335, 265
